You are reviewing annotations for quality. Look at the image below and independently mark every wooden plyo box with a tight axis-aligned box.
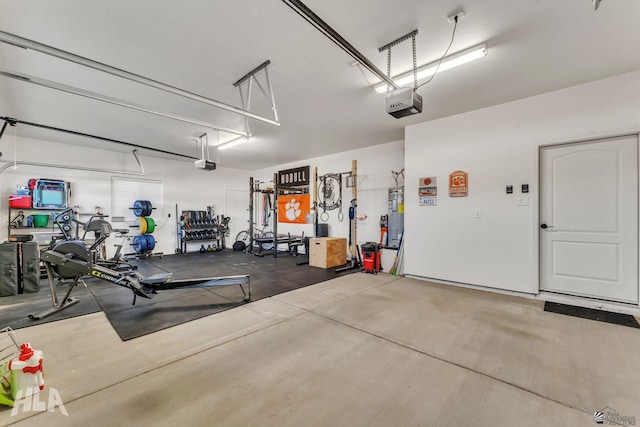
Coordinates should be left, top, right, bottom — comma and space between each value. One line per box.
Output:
309, 237, 347, 269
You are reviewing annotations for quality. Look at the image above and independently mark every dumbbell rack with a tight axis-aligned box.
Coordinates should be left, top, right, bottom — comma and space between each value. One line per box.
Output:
177, 208, 229, 254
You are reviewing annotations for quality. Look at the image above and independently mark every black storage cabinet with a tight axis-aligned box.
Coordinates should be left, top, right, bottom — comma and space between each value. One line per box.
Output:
0, 241, 40, 296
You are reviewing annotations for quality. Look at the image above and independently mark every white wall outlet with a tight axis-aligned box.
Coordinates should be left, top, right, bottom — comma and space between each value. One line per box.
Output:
517, 197, 529, 206
474, 209, 481, 218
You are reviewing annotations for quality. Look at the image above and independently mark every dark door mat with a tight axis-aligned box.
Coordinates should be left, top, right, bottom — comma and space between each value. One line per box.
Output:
544, 302, 640, 328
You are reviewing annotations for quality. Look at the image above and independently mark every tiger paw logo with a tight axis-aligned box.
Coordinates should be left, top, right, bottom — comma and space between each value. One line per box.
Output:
285, 198, 302, 221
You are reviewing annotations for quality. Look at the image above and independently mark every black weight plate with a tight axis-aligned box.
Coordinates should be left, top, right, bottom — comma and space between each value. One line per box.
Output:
142, 200, 153, 217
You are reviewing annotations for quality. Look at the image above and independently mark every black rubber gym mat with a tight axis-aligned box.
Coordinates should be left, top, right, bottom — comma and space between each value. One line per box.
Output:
543, 302, 640, 328
93, 251, 356, 340
89, 284, 246, 340
1, 250, 356, 340
0, 284, 102, 331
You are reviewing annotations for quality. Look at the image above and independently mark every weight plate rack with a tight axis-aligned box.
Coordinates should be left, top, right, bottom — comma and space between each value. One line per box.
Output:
129, 200, 160, 258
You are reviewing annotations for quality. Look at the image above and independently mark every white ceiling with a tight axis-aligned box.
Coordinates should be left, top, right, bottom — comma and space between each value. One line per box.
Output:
1, 0, 639, 170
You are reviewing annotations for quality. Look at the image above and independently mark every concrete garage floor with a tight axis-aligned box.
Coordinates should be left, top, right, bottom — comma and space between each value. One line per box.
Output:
1, 274, 639, 426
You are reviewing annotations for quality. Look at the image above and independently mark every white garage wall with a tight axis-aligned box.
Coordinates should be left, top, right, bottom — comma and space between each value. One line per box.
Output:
404, 69, 640, 294
251, 140, 405, 251
0, 136, 249, 256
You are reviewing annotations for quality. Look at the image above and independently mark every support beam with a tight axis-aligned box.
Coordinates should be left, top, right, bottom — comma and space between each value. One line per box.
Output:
0, 159, 146, 176
273, 172, 278, 258
0, 116, 197, 160
233, 60, 280, 138
233, 60, 272, 87
0, 30, 281, 127
0, 70, 250, 138
249, 177, 255, 253
351, 159, 358, 260
0, 118, 14, 140
281, 0, 398, 90
313, 166, 318, 236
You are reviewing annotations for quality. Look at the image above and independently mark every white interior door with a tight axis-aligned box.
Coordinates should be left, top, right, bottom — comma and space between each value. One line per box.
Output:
540, 135, 638, 303
225, 189, 250, 239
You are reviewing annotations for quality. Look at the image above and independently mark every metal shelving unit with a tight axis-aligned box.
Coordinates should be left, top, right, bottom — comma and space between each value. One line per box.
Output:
177, 207, 230, 254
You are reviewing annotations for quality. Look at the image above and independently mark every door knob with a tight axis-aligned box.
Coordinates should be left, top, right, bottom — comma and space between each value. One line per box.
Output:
540, 224, 553, 229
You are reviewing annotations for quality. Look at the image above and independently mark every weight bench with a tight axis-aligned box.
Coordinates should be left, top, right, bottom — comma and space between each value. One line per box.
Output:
253, 233, 304, 256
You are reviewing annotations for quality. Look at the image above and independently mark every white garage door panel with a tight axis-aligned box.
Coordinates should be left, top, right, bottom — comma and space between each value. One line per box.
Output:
552, 241, 619, 282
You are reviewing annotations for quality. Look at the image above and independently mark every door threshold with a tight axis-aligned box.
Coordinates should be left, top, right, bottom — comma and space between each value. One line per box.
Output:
536, 291, 640, 316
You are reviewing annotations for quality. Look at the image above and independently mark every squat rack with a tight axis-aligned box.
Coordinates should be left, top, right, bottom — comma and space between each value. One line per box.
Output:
248, 175, 279, 258
247, 173, 306, 258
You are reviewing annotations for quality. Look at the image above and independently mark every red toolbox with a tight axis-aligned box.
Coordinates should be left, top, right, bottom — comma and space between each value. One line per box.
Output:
9, 195, 32, 209
361, 242, 382, 274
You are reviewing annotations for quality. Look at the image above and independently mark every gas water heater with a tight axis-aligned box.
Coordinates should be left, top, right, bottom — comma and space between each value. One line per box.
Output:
387, 187, 404, 247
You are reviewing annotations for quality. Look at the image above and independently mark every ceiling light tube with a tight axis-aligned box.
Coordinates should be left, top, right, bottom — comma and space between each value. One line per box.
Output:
0, 69, 250, 138
217, 136, 249, 151
0, 30, 280, 127
373, 43, 487, 93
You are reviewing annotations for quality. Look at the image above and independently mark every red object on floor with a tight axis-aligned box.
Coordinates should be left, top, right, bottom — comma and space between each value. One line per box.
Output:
361, 242, 382, 274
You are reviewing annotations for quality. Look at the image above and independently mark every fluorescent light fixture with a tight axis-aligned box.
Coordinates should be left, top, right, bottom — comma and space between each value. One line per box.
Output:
373, 43, 488, 93
217, 136, 249, 151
